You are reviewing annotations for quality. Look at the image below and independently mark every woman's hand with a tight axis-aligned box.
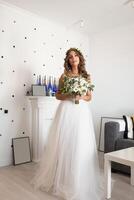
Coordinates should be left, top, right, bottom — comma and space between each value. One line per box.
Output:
55, 91, 74, 101
75, 91, 92, 102
56, 91, 92, 102
75, 95, 84, 100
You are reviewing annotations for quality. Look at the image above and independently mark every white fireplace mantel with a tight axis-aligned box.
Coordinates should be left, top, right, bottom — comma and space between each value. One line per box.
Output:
28, 96, 60, 162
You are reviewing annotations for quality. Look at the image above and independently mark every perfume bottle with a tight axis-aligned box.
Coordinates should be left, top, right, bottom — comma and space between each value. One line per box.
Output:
47, 76, 53, 96
52, 77, 58, 96
38, 75, 41, 85
36, 75, 39, 85
43, 75, 47, 96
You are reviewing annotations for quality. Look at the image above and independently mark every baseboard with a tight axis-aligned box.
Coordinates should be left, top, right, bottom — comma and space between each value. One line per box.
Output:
0, 159, 13, 167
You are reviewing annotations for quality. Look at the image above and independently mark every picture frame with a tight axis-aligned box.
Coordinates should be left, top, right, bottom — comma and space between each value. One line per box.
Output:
98, 116, 123, 152
12, 136, 32, 165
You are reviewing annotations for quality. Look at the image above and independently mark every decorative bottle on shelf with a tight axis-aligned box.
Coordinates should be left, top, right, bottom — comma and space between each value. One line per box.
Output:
36, 75, 39, 85
52, 77, 58, 96
47, 76, 53, 96
38, 75, 41, 85
43, 75, 47, 96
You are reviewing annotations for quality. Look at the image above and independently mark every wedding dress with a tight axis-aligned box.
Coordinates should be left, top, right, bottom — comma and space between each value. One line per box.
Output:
31, 77, 102, 200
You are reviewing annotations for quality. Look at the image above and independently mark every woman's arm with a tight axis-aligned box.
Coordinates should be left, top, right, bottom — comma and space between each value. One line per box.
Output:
55, 91, 72, 101
75, 90, 92, 102
82, 90, 92, 101
55, 74, 73, 101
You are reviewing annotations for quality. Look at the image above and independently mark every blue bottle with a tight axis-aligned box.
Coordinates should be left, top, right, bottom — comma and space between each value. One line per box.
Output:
52, 77, 58, 96
47, 76, 53, 96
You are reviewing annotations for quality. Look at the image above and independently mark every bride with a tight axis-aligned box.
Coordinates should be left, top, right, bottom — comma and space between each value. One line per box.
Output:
31, 48, 102, 200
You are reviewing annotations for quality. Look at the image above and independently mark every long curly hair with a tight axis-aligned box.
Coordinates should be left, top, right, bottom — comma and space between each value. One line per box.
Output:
64, 47, 90, 80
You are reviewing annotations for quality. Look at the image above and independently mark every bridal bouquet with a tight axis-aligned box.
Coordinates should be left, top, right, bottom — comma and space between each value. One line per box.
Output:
61, 76, 95, 104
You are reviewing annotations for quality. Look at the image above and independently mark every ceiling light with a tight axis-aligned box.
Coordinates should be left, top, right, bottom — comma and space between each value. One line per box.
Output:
66, 19, 85, 30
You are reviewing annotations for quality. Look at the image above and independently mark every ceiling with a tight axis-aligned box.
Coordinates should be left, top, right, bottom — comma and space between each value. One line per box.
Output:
2, 0, 134, 35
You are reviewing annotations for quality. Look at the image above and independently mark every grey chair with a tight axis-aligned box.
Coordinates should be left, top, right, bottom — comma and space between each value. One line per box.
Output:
104, 121, 134, 175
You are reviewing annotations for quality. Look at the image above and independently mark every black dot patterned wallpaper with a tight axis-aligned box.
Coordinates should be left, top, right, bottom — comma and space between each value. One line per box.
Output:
0, 3, 89, 166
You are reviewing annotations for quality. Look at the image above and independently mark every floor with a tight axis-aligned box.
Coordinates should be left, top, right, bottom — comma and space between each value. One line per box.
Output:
0, 152, 134, 200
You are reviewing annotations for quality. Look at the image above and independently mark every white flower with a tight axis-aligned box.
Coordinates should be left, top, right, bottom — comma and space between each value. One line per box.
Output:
61, 76, 94, 96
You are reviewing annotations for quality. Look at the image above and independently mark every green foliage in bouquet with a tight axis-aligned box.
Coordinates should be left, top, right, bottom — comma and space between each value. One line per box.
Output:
60, 76, 95, 104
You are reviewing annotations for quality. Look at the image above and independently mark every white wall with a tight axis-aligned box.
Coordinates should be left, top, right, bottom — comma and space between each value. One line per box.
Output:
0, 2, 90, 166
89, 23, 134, 144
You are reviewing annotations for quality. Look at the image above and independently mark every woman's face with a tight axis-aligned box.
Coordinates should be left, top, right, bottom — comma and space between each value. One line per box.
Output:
68, 51, 80, 67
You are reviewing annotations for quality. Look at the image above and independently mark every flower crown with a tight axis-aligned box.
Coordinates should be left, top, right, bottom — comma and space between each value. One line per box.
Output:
71, 48, 83, 56
75, 48, 82, 55
66, 47, 83, 56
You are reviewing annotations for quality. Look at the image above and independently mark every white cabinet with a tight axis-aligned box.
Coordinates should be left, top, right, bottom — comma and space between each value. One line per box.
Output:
28, 96, 60, 162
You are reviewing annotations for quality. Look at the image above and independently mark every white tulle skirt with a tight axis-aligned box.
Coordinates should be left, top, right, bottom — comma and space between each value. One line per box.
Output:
31, 98, 102, 200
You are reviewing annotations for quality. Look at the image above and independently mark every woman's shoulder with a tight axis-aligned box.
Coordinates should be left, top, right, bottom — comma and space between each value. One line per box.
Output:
59, 71, 67, 82
63, 69, 69, 76
59, 70, 68, 79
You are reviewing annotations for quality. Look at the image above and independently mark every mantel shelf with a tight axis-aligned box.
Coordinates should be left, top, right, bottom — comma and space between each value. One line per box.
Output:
27, 95, 57, 99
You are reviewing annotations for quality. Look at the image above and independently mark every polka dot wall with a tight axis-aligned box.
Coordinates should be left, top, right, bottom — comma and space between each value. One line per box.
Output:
0, 3, 90, 166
